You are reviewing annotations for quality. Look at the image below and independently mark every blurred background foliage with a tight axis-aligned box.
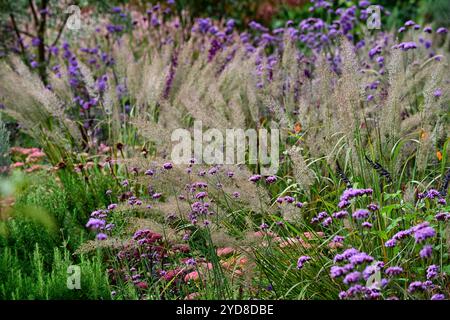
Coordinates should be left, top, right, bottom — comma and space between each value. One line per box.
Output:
1, 0, 449, 31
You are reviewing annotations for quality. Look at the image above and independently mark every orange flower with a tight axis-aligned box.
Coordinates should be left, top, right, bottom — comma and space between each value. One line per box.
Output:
420, 129, 428, 140
436, 150, 443, 161
294, 122, 302, 133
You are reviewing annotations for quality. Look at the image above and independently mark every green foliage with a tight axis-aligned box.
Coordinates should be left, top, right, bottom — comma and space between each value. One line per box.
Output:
11, 169, 116, 249
0, 167, 116, 273
0, 245, 111, 299
0, 214, 59, 273
419, 0, 450, 27
56, 168, 117, 222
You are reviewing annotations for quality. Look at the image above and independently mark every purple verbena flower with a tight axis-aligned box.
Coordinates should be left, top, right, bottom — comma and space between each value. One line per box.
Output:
249, 175, 262, 183
332, 210, 348, 219
195, 191, 208, 199
260, 223, 269, 230
396, 42, 418, 51
108, 203, 118, 210
413, 226, 436, 243
96, 233, 107, 240
322, 217, 333, 227
348, 252, 374, 266
426, 265, 439, 280
330, 266, 347, 278
408, 281, 425, 293
352, 209, 370, 220
297, 255, 311, 269
186, 258, 196, 266
265, 176, 277, 184
361, 221, 372, 228
385, 266, 403, 276
435, 212, 449, 221
343, 271, 361, 285
420, 245, 433, 259
86, 218, 106, 230
163, 162, 173, 170
385, 239, 397, 247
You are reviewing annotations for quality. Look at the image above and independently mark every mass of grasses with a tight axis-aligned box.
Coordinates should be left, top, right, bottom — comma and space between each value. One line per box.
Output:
0, 0, 448, 300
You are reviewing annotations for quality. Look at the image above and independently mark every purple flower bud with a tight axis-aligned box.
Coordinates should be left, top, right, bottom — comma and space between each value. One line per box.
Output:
426, 265, 439, 280
195, 191, 207, 199
265, 176, 277, 184
297, 255, 311, 270
361, 221, 372, 228
433, 89, 442, 97
163, 162, 173, 170
96, 233, 108, 240
31, 37, 41, 47
249, 175, 262, 183
108, 204, 117, 210
385, 266, 403, 276
352, 209, 370, 220
260, 223, 269, 230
